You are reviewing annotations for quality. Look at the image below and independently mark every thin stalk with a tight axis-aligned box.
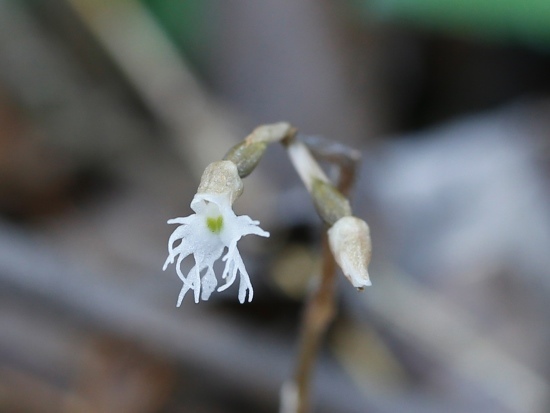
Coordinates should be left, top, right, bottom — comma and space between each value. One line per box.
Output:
293, 234, 338, 413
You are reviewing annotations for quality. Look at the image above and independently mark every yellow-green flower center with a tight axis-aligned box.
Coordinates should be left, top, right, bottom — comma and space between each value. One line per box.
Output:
206, 215, 224, 233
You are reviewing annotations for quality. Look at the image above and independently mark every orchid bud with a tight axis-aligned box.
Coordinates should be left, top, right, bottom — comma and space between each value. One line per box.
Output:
328, 216, 372, 289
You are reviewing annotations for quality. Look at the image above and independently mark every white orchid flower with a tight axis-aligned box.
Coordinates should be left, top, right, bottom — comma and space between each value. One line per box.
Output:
163, 161, 269, 305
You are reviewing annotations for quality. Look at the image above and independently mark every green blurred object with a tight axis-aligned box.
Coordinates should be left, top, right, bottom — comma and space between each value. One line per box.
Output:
351, 0, 550, 46
140, 0, 211, 69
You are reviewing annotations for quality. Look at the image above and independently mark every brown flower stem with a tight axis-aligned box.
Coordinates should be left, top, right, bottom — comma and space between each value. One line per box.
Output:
293, 233, 338, 413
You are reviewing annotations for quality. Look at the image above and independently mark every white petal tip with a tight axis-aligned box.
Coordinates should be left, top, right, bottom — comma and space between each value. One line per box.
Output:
351, 277, 371, 290
345, 269, 372, 289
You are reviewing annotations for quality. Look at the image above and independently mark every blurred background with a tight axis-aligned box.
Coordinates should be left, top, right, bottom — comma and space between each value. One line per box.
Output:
1, 0, 550, 412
